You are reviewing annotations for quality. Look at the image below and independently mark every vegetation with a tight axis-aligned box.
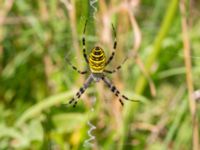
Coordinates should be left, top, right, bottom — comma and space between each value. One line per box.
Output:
0, 0, 199, 149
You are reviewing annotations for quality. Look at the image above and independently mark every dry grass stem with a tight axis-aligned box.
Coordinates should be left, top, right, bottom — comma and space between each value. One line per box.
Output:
108, 0, 156, 97
180, 0, 199, 149
127, 1, 156, 97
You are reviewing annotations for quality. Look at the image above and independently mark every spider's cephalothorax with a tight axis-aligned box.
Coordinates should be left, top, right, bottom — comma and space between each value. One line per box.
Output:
65, 20, 139, 107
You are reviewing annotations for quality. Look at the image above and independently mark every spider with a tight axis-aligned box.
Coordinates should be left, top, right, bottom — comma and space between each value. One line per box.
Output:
65, 20, 139, 107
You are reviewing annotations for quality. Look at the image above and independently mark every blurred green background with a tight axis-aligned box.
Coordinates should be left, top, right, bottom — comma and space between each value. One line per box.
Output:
0, 0, 200, 150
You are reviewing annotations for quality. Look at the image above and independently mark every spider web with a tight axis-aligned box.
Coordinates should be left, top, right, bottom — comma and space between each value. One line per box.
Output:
83, 97, 97, 148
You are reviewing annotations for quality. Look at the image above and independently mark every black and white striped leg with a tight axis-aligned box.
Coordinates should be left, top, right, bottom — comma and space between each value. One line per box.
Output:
102, 76, 139, 106
104, 57, 128, 74
69, 74, 93, 107
82, 20, 89, 64
65, 57, 88, 74
105, 24, 117, 66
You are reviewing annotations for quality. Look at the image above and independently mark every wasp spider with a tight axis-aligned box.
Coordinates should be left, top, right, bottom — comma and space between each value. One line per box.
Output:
66, 20, 138, 107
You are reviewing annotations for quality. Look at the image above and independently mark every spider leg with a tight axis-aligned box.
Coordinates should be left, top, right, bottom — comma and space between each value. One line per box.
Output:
105, 24, 117, 66
101, 76, 139, 106
65, 56, 88, 74
82, 20, 89, 64
104, 57, 128, 74
69, 74, 93, 107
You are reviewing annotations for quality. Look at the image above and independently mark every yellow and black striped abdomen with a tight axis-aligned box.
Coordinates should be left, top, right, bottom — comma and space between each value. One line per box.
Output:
89, 46, 106, 73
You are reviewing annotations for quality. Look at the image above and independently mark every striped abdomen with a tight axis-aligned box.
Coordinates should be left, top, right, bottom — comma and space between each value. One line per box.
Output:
89, 46, 106, 73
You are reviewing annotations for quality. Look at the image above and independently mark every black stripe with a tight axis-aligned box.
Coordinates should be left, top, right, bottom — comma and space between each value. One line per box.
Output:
82, 38, 85, 45
111, 86, 116, 92
84, 53, 87, 58
113, 42, 117, 49
78, 71, 87, 74
115, 90, 120, 96
108, 52, 114, 61
107, 57, 112, 62
105, 51, 115, 66
119, 99, 124, 106
69, 98, 74, 104
94, 51, 101, 55
72, 66, 77, 70
83, 53, 88, 62
73, 101, 77, 107
122, 95, 128, 100
104, 70, 112, 73
95, 46, 100, 50
111, 52, 115, 56
91, 55, 104, 61
80, 87, 84, 94
117, 66, 121, 69
76, 92, 79, 96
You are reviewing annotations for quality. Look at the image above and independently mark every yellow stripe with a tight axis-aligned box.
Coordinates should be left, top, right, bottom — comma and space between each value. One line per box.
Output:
89, 58, 105, 64
91, 69, 103, 73
91, 62, 104, 67
91, 65, 102, 69
90, 65, 104, 71
90, 55, 104, 61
